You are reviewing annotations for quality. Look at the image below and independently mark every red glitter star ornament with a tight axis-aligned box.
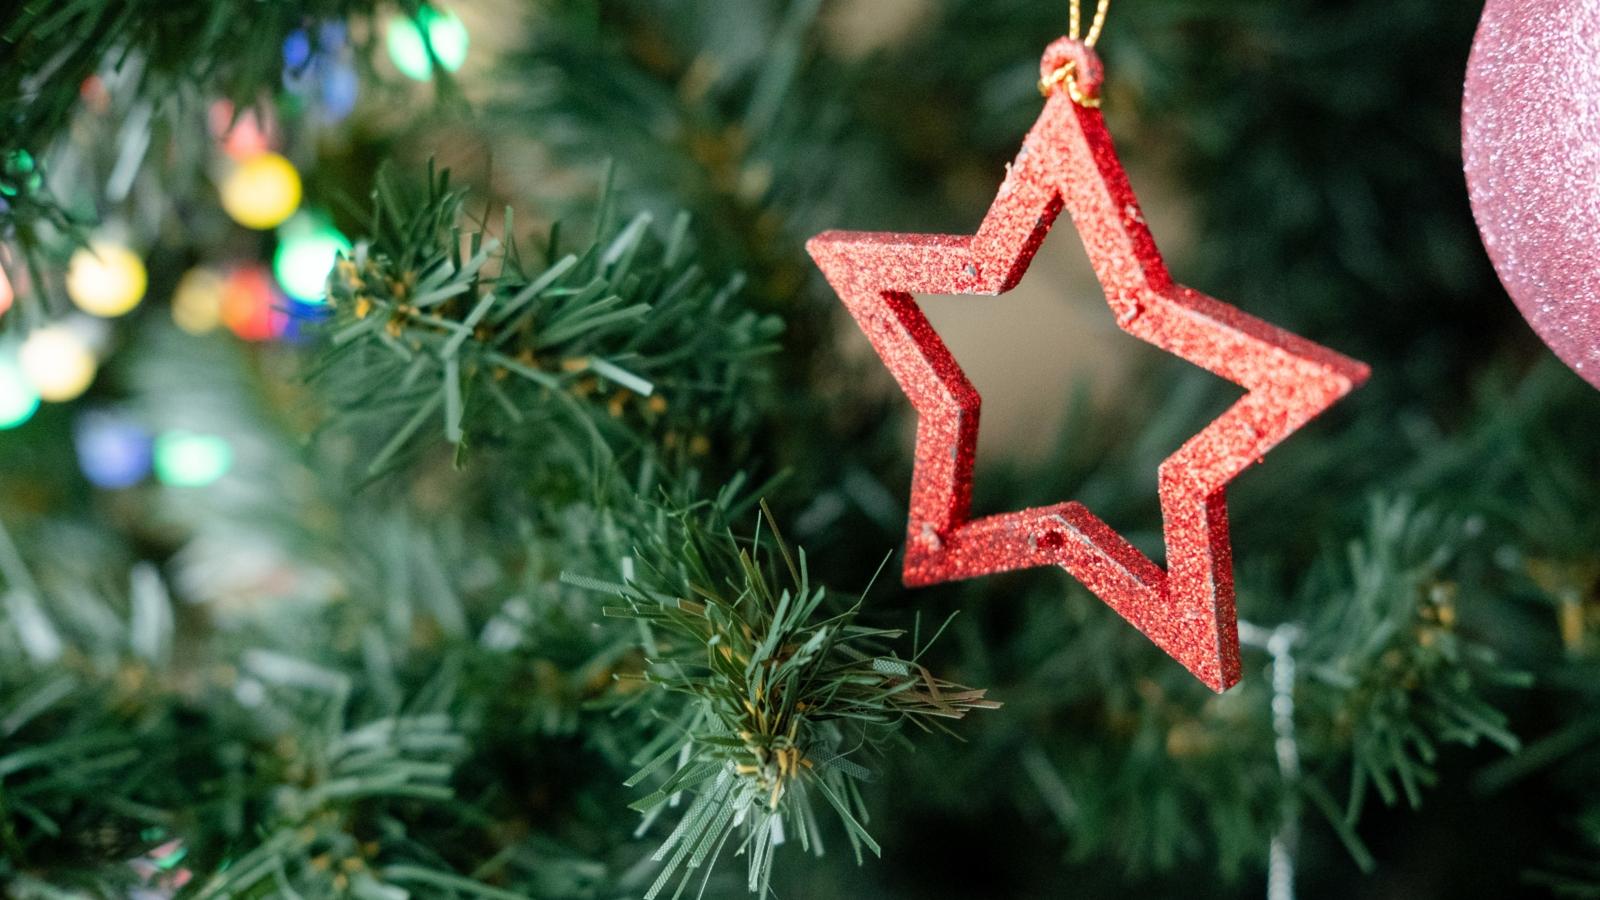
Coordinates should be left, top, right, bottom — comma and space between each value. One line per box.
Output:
807, 38, 1369, 692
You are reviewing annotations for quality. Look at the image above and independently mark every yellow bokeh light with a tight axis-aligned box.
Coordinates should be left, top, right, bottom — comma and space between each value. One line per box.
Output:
20, 325, 97, 402
66, 241, 147, 318
172, 268, 227, 335
220, 153, 303, 230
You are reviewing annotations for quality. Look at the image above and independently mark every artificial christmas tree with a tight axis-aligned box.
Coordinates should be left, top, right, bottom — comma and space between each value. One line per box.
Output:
1, 2, 1597, 898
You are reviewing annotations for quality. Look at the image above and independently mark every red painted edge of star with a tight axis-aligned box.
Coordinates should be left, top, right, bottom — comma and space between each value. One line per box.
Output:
806, 38, 1370, 692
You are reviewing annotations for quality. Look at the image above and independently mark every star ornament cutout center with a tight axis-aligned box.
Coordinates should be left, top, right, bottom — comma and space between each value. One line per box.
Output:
807, 38, 1369, 692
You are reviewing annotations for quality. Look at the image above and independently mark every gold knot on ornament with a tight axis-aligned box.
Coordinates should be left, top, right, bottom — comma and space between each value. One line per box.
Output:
1038, 37, 1106, 108
1039, 60, 1101, 107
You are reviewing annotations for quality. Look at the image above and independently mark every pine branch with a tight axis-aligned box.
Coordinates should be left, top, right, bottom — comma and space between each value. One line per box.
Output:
1527, 809, 1600, 898
1295, 497, 1526, 840
185, 694, 475, 900
565, 500, 997, 898
0, 508, 573, 898
314, 163, 783, 485
1, 2, 381, 152
0, 1, 389, 287
497, 0, 895, 279
0, 518, 184, 891
936, 491, 1528, 880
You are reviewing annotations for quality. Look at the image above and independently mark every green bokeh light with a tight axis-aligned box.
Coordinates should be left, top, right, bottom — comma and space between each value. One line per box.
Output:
0, 347, 40, 430
273, 214, 351, 302
1, 149, 42, 198
386, 7, 469, 81
154, 430, 233, 487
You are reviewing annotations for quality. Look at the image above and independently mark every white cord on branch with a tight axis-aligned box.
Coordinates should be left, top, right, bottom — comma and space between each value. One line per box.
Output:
1238, 620, 1304, 900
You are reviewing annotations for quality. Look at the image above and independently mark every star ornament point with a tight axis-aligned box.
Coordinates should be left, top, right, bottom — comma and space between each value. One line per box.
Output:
807, 38, 1369, 692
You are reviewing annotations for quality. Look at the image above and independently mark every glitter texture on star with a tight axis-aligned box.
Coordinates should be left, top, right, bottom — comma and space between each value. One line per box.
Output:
807, 38, 1370, 692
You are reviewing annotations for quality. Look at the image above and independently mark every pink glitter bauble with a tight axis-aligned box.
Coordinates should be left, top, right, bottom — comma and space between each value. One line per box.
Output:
1463, 0, 1600, 390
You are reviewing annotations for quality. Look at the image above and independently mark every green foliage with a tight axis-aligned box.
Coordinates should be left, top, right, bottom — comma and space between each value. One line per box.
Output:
0, 507, 545, 897
315, 164, 782, 484
1300, 499, 1524, 819
567, 501, 996, 898
1528, 808, 1600, 898
4, 0, 1600, 897
0, 1, 378, 158
0, 522, 176, 892
185, 688, 470, 899
0, 0, 385, 311
500, 0, 900, 287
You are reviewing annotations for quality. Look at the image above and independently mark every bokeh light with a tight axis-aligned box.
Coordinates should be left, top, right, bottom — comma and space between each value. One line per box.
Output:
277, 298, 333, 343
220, 153, 302, 230
319, 20, 348, 49
283, 29, 313, 71
210, 101, 277, 160
221, 265, 286, 341
0, 263, 13, 318
0, 343, 40, 429
386, 7, 469, 81
273, 214, 350, 302
20, 324, 97, 402
1, 150, 42, 197
321, 62, 360, 122
154, 430, 233, 487
284, 21, 357, 121
172, 268, 226, 335
79, 75, 111, 114
75, 410, 153, 489
66, 240, 147, 317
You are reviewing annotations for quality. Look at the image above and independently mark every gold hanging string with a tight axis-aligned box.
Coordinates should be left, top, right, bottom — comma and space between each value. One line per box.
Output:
1070, 0, 1112, 47
1043, 0, 1112, 106
1084, 0, 1112, 47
